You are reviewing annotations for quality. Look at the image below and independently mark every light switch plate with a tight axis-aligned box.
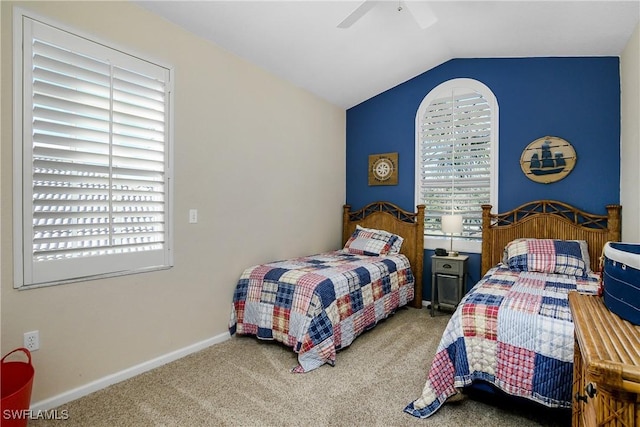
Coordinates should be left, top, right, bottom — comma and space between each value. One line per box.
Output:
189, 209, 198, 224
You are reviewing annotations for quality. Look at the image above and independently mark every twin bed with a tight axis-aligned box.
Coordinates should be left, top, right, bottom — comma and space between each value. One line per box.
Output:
228, 199, 622, 419
406, 200, 621, 418
229, 201, 425, 373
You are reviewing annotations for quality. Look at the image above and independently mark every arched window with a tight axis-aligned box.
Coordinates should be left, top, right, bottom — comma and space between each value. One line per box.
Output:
415, 79, 498, 252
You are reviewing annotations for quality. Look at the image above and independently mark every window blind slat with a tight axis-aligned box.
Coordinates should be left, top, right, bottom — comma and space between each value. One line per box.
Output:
33, 94, 110, 121
32, 67, 109, 100
32, 106, 109, 132
113, 120, 165, 142
113, 101, 165, 124
113, 79, 165, 104
33, 80, 109, 108
33, 118, 109, 139
113, 66, 165, 92
33, 39, 110, 76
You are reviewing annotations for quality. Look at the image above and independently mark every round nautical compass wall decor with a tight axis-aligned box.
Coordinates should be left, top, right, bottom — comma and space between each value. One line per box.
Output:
520, 136, 577, 184
368, 152, 398, 186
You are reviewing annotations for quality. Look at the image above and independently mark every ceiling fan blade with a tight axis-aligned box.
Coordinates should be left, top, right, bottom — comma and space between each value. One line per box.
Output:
337, 0, 377, 29
404, 1, 438, 29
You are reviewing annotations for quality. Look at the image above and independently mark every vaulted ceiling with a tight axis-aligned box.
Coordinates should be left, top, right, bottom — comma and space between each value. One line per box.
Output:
134, 1, 640, 109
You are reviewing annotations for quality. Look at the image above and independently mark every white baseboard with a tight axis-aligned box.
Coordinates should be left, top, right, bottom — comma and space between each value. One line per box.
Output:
30, 332, 231, 411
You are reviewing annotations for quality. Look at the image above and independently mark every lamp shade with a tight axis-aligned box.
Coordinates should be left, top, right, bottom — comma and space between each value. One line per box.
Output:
441, 214, 463, 234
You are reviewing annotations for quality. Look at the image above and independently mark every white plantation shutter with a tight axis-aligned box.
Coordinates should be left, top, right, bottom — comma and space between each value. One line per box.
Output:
16, 15, 173, 287
416, 80, 497, 239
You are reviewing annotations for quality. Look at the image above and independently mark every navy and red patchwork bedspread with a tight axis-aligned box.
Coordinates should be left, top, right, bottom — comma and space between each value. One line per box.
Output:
229, 250, 414, 373
405, 264, 600, 418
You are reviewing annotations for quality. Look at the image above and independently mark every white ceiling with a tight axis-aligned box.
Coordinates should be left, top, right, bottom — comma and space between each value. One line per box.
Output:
134, 0, 640, 109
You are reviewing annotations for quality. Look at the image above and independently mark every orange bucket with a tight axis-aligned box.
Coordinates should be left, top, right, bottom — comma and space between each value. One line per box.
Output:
1, 348, 35, 427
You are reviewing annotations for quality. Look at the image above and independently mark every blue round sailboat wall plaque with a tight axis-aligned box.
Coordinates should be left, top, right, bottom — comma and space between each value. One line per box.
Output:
520, 136, 577, 184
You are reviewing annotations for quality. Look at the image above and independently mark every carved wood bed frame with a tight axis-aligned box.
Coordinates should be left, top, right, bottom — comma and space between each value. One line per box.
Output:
342, 202, 425, 309
481, 200, 622, 277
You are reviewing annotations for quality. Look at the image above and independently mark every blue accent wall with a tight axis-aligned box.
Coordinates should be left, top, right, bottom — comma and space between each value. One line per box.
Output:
346, 57, 621, 298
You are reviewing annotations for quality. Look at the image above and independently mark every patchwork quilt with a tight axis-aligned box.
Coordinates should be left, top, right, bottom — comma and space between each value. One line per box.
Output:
229, 250, 414, 373
405, 264, 600, 418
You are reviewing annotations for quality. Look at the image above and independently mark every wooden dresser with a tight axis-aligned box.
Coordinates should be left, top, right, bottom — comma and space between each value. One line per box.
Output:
569, 292, 640, 427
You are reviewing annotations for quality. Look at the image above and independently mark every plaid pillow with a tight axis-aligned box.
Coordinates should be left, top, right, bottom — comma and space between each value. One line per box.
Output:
505, 238, 588, 277
343, 227, 400, 256
355, 225, 404, 254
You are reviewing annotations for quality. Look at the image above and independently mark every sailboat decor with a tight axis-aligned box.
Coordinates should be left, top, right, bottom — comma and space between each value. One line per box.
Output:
520, 136, 577, 184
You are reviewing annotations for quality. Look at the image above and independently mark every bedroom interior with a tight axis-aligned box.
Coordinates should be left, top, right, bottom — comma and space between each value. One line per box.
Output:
1, 1, 639, 426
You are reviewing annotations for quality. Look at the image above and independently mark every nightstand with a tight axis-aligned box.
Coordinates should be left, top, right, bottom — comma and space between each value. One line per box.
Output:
431, 254, 468, 316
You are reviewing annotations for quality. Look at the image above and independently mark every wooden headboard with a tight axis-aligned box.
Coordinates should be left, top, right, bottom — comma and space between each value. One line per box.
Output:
481, 200, 621, 276
343, 202, 425, 308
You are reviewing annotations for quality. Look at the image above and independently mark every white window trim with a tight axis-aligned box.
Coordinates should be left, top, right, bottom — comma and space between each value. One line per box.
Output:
415, 78, 499, 254
12, 7, 175, 289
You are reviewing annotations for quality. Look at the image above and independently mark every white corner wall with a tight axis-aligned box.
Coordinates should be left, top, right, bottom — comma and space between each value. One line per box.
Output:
620, 22, 640, 241
1, 1, 345, 404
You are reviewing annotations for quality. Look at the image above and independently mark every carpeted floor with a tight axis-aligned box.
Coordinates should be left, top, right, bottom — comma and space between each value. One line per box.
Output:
29, 307, 571, 426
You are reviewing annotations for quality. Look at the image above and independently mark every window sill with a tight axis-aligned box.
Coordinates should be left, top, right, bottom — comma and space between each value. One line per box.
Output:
423, 236, 481, 254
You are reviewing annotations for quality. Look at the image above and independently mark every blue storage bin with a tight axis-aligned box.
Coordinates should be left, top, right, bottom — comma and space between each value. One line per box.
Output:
603, 242, 640, 326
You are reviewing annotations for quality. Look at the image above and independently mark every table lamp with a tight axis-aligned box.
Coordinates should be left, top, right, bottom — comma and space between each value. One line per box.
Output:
441, 214, 463, 256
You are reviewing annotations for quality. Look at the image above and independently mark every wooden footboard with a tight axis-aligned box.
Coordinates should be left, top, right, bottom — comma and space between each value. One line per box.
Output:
343, 202, 425, 308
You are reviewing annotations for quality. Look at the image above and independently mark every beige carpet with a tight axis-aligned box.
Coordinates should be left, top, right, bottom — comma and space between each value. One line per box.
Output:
29, 307, 570, 426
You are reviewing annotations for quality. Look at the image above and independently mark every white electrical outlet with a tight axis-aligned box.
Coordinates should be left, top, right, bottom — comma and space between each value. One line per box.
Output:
24, 330, 40, 351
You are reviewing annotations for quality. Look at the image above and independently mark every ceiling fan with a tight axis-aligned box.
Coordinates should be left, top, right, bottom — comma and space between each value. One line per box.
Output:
337, 0, 438, 30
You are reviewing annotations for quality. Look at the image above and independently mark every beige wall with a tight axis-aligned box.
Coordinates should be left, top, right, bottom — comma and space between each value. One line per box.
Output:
621, 22, 640, 241
1, 1, 345, 403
